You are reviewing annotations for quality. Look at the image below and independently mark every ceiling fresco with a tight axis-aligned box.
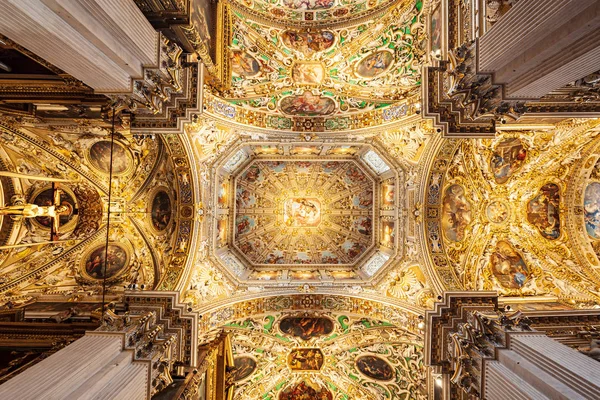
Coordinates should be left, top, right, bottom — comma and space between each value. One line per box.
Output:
421, 119, 600, 305
198, 0, 426, 132
233, 159, 375, 266
0, 120, 195, 306
225, 312, 426, 399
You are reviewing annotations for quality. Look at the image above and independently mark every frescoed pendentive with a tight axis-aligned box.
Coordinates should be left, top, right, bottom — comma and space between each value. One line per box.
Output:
355, 51, 394, 78
31, 187, 77, 229
279, 317, 334, 340
83, 244, 128, 280
281, 31, 335, 57
490, 138, 527, 184
585, 182, 600, 239
232, 357, 257, 381
279, 91, 336, 116
150, 190, 172, 232
231, 50, 261, 77
355, 355, 394, 381
288, 348, 324, 371
88, 140, 132, 175
279, 381, 332, 400
490, 240, 529, 289
527, 183, 560, 239
441, 184, 471, 242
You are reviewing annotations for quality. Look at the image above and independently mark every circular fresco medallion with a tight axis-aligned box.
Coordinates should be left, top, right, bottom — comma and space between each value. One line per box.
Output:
355, 51, 394, 79
88, 140, 132, 175
30, 187, 77, 230
486, 200, 509, 224
82, 243, 129, 280
355, 355, 394, 381
150, 190, 172, 232
232, 356, 256, 381
585, 182, 600, 239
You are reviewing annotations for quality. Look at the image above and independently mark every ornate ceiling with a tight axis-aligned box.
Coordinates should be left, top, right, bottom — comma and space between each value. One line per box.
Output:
2, 0, 600, 397
233, 159, 376, 267
197, 0, 426, 133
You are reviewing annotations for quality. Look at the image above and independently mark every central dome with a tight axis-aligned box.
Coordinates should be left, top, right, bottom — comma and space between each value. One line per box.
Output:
233, 160, 375, 266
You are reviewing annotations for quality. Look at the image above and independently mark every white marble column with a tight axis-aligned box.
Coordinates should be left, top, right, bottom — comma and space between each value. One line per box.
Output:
0, 291, 198, 400
478, 0, 600, 98
0, 333, 147, 400
0, 0, 159, 92
484, 333, 600, 400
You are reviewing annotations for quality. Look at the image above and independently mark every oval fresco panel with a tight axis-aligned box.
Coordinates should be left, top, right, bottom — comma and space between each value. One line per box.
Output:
355, 51, 394, 78
490, 240, 529, 289
231, 50, 260, 77
490, 138, 527, 184
32, 188, 77, 229
279, 91, 336, 116
88, 141, 132, 175
585, 182, 600, 239
356, 355, 394, 381
232, 356, 256, 381
281, 31, 335, 56
527, 183, 560, 239
279, 317, 334, 340
279, 381, 332, 400
441, 184, 471, 242
83, 244, 129, 280
150, 190, 172, 232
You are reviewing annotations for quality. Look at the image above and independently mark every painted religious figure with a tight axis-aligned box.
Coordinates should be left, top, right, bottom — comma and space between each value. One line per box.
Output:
284, 198, 321, 227
381, 220, 395, 248
281, 30, 335, 56
382, 182, 395, 206
292, 62, 325, 85
353, 190, 373, 209
490, 138, 527, 184
231, 50, 260, 77
490, 240, 529, 289
585, 182, 600, 239
356, 51, 394, 78
287, 348, 324, 371
282, 0, 334, 10
232, 357, 256, 381
527, 183, 560, 239
88, 140, 131, 175
441, 184, 471, 242
236, 215, 255, 235
356, 355, 394, 381
151, 191, 172, 231
84, 244, 128, 279
279, 91, 336, 116
1, 189, 71, 235
354, 216, 372, 236
32, 187, 76, 229
280, 317, 334, 340
217, 219, 228, 247
279, 381, 332, 400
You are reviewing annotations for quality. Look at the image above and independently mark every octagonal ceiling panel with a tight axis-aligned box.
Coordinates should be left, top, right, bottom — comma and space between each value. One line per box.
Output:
233, 160, 375, 266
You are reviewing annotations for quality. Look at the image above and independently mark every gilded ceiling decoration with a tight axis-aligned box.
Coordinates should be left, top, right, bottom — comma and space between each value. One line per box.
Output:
199, 0, 427, 132
233, 159, 375, 266
225, 311, 426, 399
421, 119, 600, 305
0, 120, 194, 305
189, 133, 405, 289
